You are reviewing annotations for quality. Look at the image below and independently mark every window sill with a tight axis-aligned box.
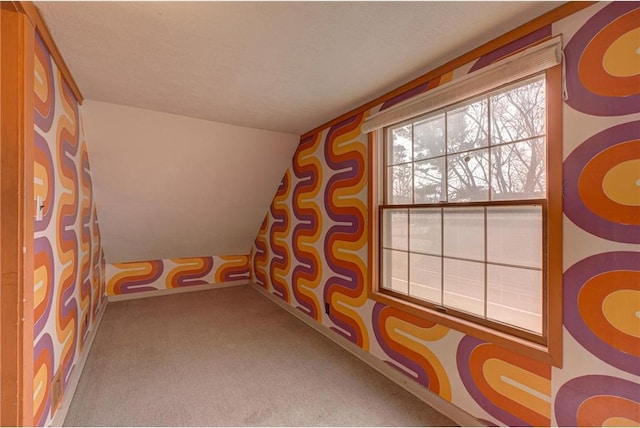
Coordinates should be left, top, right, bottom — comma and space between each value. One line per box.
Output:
370, 290, 562, 367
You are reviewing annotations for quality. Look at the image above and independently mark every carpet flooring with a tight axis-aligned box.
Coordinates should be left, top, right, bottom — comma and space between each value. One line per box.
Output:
65, 285, 456, 426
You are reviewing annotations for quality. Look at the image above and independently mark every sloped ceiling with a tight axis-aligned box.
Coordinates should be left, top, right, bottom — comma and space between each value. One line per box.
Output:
36, 1, 564, 134
83, 101, 299, 263
37, 1, 565, 263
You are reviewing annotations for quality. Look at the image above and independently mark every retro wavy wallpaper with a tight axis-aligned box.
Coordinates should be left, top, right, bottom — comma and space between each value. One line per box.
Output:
33, 31, 106, 427
106, 255, 250, 296
250, 3, 639, 425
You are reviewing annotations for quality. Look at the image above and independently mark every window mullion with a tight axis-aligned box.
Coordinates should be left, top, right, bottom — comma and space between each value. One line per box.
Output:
485, 94, 490, 319
409, 123, 414, 297
441, 111, 448, 307
440, 206, 444, 306
411, 123, 415, 205
487, 93, 493, 202
378, 73, 551, 344
383, 129, 388, 205
407, 208, 411, 297
444, 110, 449, 203
483, 206, 488, 319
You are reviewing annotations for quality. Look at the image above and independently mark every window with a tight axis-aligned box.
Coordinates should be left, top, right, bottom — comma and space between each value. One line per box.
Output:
369, 41, 563, 355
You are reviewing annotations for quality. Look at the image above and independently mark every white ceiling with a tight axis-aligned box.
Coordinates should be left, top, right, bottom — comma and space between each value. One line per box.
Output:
36, 1, 564, 135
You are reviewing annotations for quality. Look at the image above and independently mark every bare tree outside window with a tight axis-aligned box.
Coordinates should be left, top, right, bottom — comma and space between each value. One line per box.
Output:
382, 74, 548, 335
386, 75, 546, 203
490, 78, 546, 199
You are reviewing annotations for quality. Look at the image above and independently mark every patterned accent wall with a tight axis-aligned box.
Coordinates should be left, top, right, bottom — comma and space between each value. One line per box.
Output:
250, 2, 640, 425
106, 255, 250, 296
33, 31, 106, 427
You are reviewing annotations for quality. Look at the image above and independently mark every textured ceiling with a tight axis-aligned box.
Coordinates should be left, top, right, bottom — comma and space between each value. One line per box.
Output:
36, 1, 564, 135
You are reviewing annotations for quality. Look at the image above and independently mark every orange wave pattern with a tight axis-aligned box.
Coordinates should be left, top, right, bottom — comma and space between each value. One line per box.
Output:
33, 334, 53, 426
166, 257, 214, 288
33, 32, 105, 427
248, 247, 255, 282
215, 255, 250, 283
91, 204, 104, 318
322, 112, 369, 349
106, 255, 250, 295
55, 67, 80, 395
244, 4, 636, 426
34, 28, 54, 133
78, 141, 92, 349
107, 261, 164, 295
253, 215, 270, 289
29, 3, 637, 427
269, 170, 292, 302
556, 375, 639, 426
458, 335, 551, 426
373, 304, 451, 399
291, 132, 323, 320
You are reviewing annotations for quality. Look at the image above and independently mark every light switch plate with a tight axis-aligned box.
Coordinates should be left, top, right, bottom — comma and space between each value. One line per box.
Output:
36, 196, 43, 221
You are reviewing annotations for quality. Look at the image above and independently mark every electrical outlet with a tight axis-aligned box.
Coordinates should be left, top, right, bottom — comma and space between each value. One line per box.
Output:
325, 302, 330, 315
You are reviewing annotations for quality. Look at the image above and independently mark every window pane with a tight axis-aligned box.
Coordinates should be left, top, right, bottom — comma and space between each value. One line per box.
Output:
410, 254, 442, 304
409, 208, 441, 255
487, 206, 542, 268
382, 249, 408, 295
387, 165, 413, 204
383, 209, 408, 251
487, 265, 542, 333
447, 98, 489, 154
414, 113, 445, 160
379, 74, 549, 339
443, 207, 484, 261
447, 149, 489, 202
491, 76, 545, 146
443, 259, 484, 316
414, 158, 445, 203
491, 139, 546, 200
388, 125, 412, 165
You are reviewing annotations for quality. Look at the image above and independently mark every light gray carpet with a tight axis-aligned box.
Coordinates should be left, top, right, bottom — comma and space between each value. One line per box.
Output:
65, 285, 456, 427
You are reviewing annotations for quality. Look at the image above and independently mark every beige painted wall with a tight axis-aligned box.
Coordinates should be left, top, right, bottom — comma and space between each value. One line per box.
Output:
82, 100, 299, 263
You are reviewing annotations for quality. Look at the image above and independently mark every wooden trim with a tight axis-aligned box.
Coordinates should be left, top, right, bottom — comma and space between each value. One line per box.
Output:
14, 1, 83, 104
300, 1, 595, 140
371, 66, 565, 367
377, 202, 547, 346
381, 199, 547, 210
382, 129, 388, 204
20, 12, 35, 426
366, 132, 376, 299
1, 6, 35, 425
370, 290, 556, 364
379, 285, 545, 344
21, 14, 35, 425
545, 64, 563, 367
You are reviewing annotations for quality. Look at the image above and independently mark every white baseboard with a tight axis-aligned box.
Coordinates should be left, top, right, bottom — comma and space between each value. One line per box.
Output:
50, 301, 108, 427
107, 280, 249, 302
249, 282, 483, 427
